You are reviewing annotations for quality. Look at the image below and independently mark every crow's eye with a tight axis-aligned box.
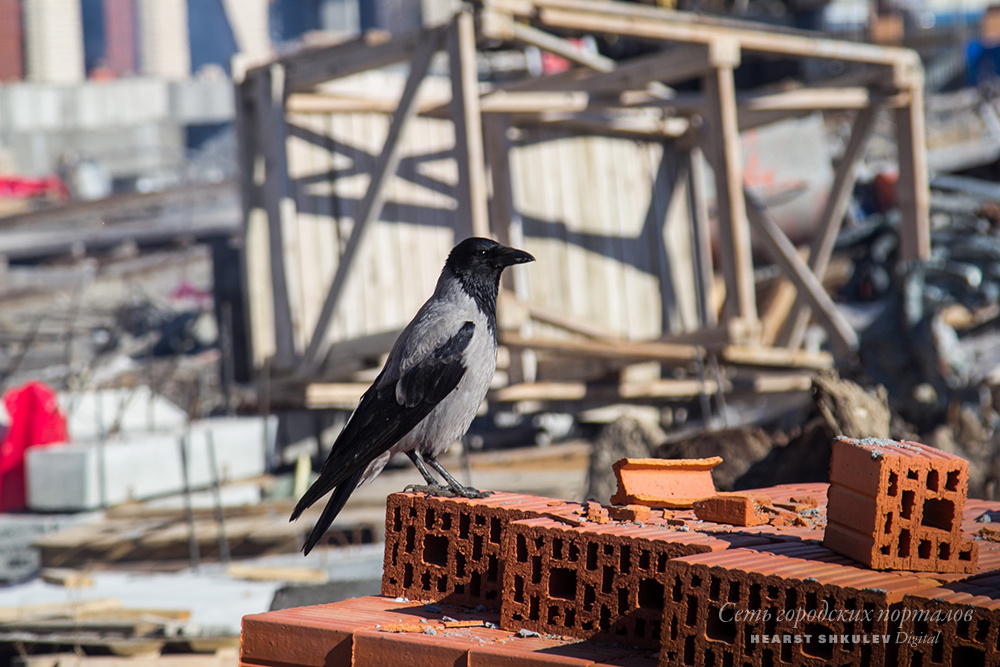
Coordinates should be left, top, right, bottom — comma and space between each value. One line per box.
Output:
478, 249, 488, 256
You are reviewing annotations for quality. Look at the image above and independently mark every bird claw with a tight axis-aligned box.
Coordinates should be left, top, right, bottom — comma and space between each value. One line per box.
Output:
404, 484, 456, 497
455, 487, 492, 499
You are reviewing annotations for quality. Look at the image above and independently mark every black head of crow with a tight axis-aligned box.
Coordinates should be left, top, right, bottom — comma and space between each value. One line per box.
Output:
291, 236, 534, 554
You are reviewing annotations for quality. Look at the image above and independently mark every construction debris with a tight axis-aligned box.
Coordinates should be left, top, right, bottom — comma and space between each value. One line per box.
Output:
610, 457, 722, 508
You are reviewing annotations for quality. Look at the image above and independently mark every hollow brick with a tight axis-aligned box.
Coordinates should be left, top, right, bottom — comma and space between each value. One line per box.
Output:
610, 457, 721, 508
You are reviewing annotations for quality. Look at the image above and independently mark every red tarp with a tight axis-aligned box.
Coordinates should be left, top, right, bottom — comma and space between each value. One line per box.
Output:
0, 381, 68, 511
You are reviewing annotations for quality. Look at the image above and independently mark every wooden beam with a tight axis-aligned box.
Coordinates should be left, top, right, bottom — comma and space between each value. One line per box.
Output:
688, 145, 717, 328
722, 344, 833, 370
500, 331, 703, 363
895, 84, 931, 262
744, 191, 858, 355
562, 43, 732, 97
297, 32, 443, 377
257, 65, 297, 368
508, 20, 616, 72
773, 102, 881, 348
449, 9, 491, 239
701, 53, 758, 330
279, 28, 444, 92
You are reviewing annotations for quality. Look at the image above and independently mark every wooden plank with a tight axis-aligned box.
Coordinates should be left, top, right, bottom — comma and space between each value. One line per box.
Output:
774, 102, 881, 348
448, 9, 491, 239
894, 84, 931, 262
688, 146, 717, 328
744, 192, 857, 355
280, 28, 443, 93
508, 20, 616, 72
227, 564, 329, 584
0, 599, 121, 624
701, 55, 758, 330
305, 383, 368, 408
559, 43, 722, 96
40, 568, 94, 588
256, 65, 298, 368
297, 32, 443, 376
722, 344, 833, 370
500, 331, 702, 362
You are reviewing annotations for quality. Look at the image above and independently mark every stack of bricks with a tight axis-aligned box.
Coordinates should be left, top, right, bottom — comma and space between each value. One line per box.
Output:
824, 437, 977, 573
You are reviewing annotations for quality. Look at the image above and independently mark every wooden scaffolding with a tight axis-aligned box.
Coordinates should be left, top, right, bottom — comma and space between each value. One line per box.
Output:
235, 0, 930, 413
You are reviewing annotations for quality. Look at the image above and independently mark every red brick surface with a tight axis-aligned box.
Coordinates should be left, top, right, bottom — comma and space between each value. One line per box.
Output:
610, 457, 721, 507
499, 516, 771, 648
824, 437, 977, 573
382, 492, 586, 607
693, 493, 773, 526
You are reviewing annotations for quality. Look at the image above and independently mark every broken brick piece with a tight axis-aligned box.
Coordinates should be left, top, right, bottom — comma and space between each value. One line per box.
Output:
606, 504, 653, 523
610, 457, 721, 508
692, 493, 771, 527
824, 436, 977, 573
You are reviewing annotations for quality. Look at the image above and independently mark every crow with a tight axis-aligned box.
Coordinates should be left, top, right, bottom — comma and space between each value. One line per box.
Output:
291, 237, 534, 554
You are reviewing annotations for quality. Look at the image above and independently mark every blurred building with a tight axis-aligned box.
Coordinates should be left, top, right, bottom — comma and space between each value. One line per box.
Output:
136, 0, 189, 79
0, 0, 25, 81
23, 0, 86, 83
104, 0, 138, 76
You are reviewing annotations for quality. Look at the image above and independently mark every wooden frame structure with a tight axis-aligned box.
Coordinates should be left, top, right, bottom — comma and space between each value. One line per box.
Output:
236, 0, 930, 410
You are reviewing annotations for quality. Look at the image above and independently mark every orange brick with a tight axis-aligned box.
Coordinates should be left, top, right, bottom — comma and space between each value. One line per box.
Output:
610, 457, 720, 508
693, 494, 770, 527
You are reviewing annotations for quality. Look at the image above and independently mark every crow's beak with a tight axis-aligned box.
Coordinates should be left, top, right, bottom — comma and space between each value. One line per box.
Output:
498, 246, 535, 267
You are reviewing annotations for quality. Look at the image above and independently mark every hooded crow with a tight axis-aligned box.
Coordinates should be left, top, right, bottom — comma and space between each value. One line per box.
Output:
291, 237, 534, 554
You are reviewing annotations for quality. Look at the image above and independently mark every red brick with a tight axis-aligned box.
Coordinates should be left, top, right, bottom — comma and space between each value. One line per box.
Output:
693, 493, 771, 527
606, 504, 653, 523
824, 436, 976, 573
354, 628, 470, 666
610, 457, 720, 508
900, 580, 1000, 667
499, 516, 770, 649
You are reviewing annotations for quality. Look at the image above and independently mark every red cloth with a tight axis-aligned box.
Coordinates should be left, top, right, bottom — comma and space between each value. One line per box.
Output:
0, 382, 68, 511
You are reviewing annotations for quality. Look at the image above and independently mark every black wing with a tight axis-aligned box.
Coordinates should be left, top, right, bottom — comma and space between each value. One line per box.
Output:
291, 321, 475, 551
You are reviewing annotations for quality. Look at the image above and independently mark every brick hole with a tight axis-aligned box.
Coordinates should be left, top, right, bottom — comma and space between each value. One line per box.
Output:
602, 565, 614, 594
901, 490, 915, 520
423, 534, 449, 566
881, 544, 891, 556
884, 512, 893, 534
586, 542, 598, 570
490, 517, 501, 544
476, 514, 486, 526
863, 602, 877, 632
584, 584, 596, 610
767, 585, 779, 599
946, 470, 961, 491
960, 547, 974, 561
704, 649, 715, 667
470, 571, 481, 596
514, 575, 524, 602
547, 605, 560, 624
441, 512, 451, 531
728, 581, 740, 604
393, 506, 402, 532
583, 620, 594, 631
888, 471, 898, 496
620, 545, 631, 574
977, 619, 990, 642
639, 549, 651, 570
549, 567, 577, 600
749, 584, 762, 609
529, 596, 540, 621
686, 594, 699, 626
565, 608, 575, 628
455, 583, 464, 594
673, 577, 683, 602
487, 554, 498, 582
516, 534, 528, 562
693, 575, 703, 589
898, 529, 911, 558
723, 653, 734, 667
420, 570, 431, 591
802, 625, 833, 659
638, 578, 665, 610
391, 543, 399, 567
939, 542, 951, 560
473, 534, 483, 561
859, 644, 871, 665
437, 574, 448, 593
926, 469, 939, 491
764, 610, 777, 635
710, 576, 721, 601
784, 589, 797, 613
912, 654, 924, 667
918, 539, 932, 560
405, 525, 415, 553
914, 616, 928, 637
933, 636, 944, 663
409, 505, 417, 518
670, 616, 678, 640
604, 544, 614, 556
683, 635, 696, 665
953, 646, 986, 667
706, 605, 737, 643
761, 648, 774, 667
552, 538, 564, 560
568, 542, 579, 562
456, 551, 466, 578
635, 617, 646, 638
600, 605, 611, 631
403, 563, 414, 588
615, 624, 628, 636
805, 591, 817, 609
780, 638, 792, 663
658, 552, 669, 572
921, 498, 955, 531
958, 619, 971, 638
459, 513, 470, 539
532, 555, 542, 584
907, 469, 919, 481
618, 588, 629, 615
512, 611, 523, 622
425, 508, 435, 529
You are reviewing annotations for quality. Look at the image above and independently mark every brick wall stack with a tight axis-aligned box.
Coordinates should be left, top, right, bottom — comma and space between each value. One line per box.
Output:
824, 436, 977, 573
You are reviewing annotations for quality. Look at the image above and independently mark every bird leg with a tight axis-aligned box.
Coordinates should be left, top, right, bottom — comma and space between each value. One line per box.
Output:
403, 451, 454, 496
426, 457, 492, 499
